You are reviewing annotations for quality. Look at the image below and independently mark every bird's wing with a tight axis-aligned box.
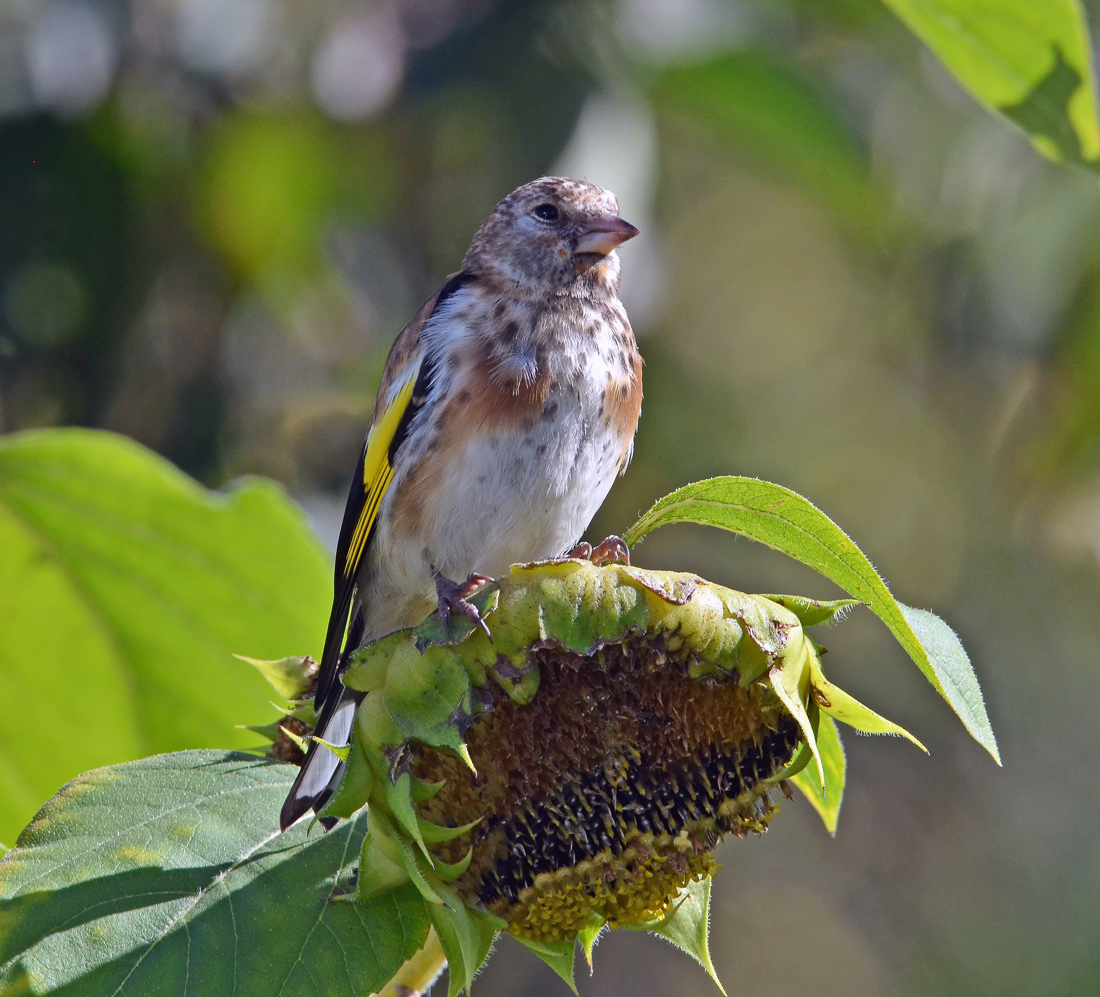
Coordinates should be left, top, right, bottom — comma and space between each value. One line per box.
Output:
313, 271, 476, 710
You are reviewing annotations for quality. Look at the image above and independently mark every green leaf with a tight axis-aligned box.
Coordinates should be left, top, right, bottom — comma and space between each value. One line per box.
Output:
416, 814, 481, 846
234, 653, 316, 701
761, 594, 861, 628
386, 771, 432, 860
384, 641, 474, 757
880, 0, 1100, 172
374, 812, 446, 909
578, 915, 605, 970
625, 477, 999, 764
809, 654, 928, 754
645, 878, 725, 995
790, 713, 846, 835
0, 429, 331, 844
310, 735, 351, 762
277, 724, 309, 754
511, 934, 578, 993
768, 651, 823, 791
429, 885, 501, 997
0, 750, 431, 995
356, 826, 413, 902
899, 602, 997, 746
426, 846, 473, 883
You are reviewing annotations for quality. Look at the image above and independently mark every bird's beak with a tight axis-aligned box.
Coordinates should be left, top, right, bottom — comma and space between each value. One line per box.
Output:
573, 215, 640, 256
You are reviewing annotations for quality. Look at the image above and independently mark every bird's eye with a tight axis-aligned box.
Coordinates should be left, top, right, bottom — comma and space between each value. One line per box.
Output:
533, 203, 560, 222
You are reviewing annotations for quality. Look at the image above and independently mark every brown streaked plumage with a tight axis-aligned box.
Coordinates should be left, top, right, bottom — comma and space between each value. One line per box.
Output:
604, 357, 645, 466
281, 177, 642, 832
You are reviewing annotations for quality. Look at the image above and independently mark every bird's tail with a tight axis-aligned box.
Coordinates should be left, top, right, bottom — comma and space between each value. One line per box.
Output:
279, 685, 363, 831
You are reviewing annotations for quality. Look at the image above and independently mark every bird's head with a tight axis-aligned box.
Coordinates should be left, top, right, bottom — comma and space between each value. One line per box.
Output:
463, 177, 639, 294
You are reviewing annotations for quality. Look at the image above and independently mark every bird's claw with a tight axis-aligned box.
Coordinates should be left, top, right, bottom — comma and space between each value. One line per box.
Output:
435, 572, 493, 639
568, 535, 630, 566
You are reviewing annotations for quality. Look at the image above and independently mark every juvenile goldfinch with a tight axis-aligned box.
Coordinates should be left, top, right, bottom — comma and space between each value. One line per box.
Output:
280, 177, 641, 830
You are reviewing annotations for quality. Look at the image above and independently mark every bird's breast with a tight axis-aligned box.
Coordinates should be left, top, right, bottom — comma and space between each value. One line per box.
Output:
380, 294, 640, 586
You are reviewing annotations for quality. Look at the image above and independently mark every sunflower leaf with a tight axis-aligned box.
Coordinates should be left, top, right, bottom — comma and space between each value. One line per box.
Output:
625, 477, 999, 764
0, 751, 429, 995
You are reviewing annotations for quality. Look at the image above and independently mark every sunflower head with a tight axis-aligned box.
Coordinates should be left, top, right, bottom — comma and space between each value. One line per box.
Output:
280, 560, 923, 994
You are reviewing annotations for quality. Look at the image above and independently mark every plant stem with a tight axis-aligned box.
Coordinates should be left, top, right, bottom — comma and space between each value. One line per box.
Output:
375, 928, 447, 997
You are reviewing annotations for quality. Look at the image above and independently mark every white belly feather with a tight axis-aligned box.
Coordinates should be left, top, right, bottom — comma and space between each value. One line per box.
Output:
426, 376, 623, 578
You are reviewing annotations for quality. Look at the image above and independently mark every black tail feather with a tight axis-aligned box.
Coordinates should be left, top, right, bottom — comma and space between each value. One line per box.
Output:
279, 685, 363, 830
280, 602, 370, 831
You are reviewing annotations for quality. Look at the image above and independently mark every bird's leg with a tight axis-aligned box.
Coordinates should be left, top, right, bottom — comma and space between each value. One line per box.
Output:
435, 571, 493, 639
567, 540, 593, 559
591, 536, 630, 565
568, 535, 631, 566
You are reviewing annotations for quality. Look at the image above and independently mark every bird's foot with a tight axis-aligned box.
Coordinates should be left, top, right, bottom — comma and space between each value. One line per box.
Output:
567, 535, 631, 566
435, 572, 493, 639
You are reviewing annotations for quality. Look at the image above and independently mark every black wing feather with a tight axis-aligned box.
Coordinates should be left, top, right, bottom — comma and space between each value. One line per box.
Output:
313, 270, 476, 710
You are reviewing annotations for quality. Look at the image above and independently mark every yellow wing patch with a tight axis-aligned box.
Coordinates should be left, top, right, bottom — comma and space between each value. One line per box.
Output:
344, 369, 417, 575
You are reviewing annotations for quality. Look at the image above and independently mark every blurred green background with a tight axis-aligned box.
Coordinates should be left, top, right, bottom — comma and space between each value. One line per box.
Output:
2, 0, 1099, 993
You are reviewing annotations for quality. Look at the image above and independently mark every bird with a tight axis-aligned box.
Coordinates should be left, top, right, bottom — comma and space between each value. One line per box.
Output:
279, 177, 642, 831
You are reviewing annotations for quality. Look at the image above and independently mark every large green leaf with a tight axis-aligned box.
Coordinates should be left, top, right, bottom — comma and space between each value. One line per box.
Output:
0, 429, 330, 843
881, 0, 1100, 172
624, 477, 999, 764
0, 751, 430, 996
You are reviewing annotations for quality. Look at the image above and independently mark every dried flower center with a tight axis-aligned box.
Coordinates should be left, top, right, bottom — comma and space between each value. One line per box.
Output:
412, 637, 800, 941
